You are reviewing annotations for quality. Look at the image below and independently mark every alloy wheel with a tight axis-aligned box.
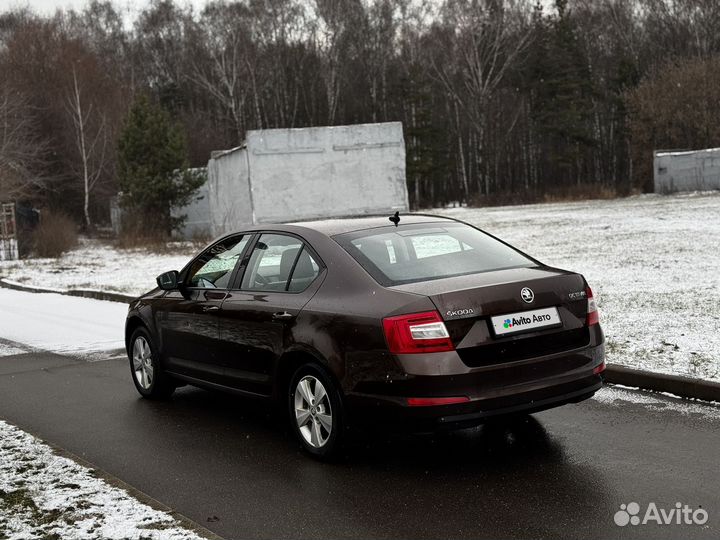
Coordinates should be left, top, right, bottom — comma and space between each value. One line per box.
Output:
294, 375, 333, 448
132, 336, 154, 390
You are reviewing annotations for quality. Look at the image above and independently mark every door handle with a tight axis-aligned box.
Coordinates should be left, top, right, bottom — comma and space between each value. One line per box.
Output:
272, 311, 294, 321
202, 305, 221, 313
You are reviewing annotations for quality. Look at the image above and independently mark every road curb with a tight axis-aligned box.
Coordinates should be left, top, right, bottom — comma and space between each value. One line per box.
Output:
0, 277, 136, 303
604, 365, 720, 403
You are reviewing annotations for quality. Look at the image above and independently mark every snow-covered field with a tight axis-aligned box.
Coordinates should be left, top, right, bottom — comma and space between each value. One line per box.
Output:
0, 240, 198, 296
0, 420, 205, 540
0, 192, 718, 381
440, 192, 720, 383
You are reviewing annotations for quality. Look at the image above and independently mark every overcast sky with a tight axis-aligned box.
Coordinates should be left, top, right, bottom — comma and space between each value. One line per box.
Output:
1, 0, 212, 17
2, 0, 555, 19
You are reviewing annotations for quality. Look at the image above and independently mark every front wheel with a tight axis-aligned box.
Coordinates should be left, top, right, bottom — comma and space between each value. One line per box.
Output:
288, 363, 345, 459
129, 327, 175, 399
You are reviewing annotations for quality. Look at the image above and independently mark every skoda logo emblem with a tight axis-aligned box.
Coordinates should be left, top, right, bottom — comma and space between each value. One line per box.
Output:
521, 287, 534, 303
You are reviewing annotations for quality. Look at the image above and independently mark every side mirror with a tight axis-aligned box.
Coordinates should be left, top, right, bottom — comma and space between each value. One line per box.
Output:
156, 270, 180, 290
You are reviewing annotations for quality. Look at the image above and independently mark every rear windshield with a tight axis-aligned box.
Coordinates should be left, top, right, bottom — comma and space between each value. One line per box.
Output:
335, 222, 536, 286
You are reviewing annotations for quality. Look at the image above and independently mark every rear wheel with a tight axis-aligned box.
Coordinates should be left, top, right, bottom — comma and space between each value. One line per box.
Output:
288, 363, 345, 459
129, 327, 175, 399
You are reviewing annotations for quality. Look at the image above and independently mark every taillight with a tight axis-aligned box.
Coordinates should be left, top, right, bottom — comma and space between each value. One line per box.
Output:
586, 286, 599, 326
593, 361, 606, 375
382, 310, 454, 354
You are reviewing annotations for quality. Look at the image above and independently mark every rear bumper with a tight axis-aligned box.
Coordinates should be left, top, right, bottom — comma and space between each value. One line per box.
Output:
346, 339, 605, 431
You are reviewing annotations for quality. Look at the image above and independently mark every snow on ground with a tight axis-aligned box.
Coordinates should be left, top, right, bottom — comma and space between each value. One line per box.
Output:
0, 289, 127, 356
0, 239, 197, 297
591, 385, 720, 421
438, 192, 720, 382
0, 192, 718, 381
0, 342, 27, 357
0, 419, 206, 540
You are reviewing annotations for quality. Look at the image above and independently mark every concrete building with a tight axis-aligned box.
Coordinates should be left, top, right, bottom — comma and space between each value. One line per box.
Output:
206, 122, 408, 236
111, 122, 408, 239
654, 148, 720, 193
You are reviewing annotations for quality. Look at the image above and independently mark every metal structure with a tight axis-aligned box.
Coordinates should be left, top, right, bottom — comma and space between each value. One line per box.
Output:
0, 203, 19, 261
654, 148, 720, 193
206, 122, 408, 236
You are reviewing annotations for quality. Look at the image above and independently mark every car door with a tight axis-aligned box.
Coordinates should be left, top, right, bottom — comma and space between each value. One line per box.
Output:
157, 234, 250, 384
216, 233, 325, 395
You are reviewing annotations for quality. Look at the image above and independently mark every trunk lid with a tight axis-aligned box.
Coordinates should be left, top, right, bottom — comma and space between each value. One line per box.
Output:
390, 266, 591, 367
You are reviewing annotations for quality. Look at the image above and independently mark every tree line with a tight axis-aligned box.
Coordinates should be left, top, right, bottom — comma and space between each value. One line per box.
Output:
2, 0, 720, 229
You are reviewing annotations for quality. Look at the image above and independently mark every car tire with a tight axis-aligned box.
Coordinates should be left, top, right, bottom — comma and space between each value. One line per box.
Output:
288, 363, 345, 460
128, 327, 176, 399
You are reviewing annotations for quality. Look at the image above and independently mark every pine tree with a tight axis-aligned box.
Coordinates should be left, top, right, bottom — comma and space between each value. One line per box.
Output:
117, 95, 205, 235
528, 0, 596, 188
400, 63, 450, 208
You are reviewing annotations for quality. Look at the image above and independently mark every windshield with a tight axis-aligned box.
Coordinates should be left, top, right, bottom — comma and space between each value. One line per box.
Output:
335, 222, 536, 286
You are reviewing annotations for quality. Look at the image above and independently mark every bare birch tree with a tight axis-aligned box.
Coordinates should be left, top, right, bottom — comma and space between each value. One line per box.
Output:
0, 88, 50, 200
431, 0, 531, 196
66, 65, 108, 229
189, 4, 257, 142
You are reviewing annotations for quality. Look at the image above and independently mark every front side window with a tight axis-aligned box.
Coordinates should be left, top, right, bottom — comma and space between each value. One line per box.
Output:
186, 235, 249, 289
241, 234, 321, 292
335, 223, 535, 286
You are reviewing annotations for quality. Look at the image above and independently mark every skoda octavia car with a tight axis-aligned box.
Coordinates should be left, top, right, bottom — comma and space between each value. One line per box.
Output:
126, 214, 604, 458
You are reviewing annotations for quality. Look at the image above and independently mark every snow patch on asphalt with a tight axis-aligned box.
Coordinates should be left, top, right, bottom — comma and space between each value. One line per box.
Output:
0, 342, 27, 357
0, 289, 127, 356
0, 420, 205, 540
593, 385, 720, 420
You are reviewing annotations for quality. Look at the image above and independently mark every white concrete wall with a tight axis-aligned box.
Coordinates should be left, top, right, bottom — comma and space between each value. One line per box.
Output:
246, 122, 407, 225
206, 122, 408, 236
654, 148, 720, 193
207, 146, 252, 236
171, 181, 212, 239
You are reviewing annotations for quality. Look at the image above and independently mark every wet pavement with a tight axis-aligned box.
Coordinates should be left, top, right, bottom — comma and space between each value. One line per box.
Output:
0, 349, 717, 540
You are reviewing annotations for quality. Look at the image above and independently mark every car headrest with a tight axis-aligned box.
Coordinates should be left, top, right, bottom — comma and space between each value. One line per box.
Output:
293, 249, 316, 279
280, 247, 300, 279
360, 238, 391, 267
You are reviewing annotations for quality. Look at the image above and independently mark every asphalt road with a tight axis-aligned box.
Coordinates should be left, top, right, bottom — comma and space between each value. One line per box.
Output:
0, 342, 718, 540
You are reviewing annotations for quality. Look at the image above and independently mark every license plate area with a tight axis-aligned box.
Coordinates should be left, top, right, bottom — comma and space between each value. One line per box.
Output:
490, 307, 562, 337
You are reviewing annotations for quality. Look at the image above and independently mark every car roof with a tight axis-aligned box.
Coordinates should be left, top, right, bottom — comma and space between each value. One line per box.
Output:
285, 214, 458, 236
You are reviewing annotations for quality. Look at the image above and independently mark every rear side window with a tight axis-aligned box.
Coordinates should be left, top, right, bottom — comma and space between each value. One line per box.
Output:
335, 223, 534, 286
241, 234, 321, 292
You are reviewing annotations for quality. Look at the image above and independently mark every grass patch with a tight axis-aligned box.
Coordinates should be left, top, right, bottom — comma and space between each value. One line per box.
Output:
31, 211, 78, 258
468, 184, 630, 207
54, 483, 82, 490
0, 488, 39, 513
139, 520, 177, 530
0, 487, 76, 532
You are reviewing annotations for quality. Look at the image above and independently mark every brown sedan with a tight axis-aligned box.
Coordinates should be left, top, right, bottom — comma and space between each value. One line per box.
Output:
125, 214, 605, 458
